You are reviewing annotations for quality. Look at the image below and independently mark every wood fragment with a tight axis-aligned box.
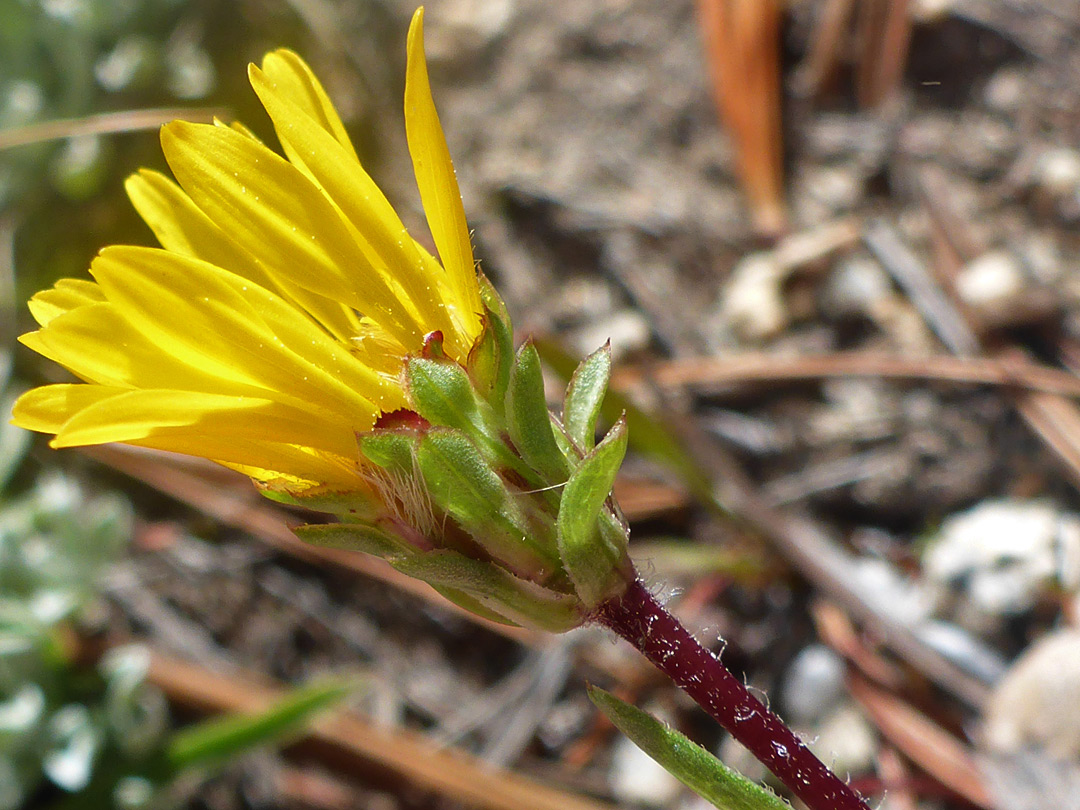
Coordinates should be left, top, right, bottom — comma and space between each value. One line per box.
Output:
276, 766, 361, 810
148, 651, 615, 810
918, 175, 1080, 495
857, 0, 913, 108
697, 0, 786, 235
863, 219, 981, 355
876, 746, 920, 810
849, 676, 993, 808
612, 477, 690, 522
795, 0, 856, 98
812, 601, 905, 691
0, 107, 227, 151
611, 351, 1080, 399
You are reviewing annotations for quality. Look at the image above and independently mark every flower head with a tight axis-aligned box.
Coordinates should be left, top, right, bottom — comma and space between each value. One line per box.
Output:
13, 9, 480, 495
13, 9, 634, 630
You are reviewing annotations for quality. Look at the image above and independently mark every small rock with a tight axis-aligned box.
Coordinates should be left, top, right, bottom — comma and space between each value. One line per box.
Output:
551, 276, 618, 323
568, 308, 650, 361
424, 0, 516, 59
955, 250, 1025, 310
951, 114, 1018, 177
806, 703, 878, 777
804, 165, 864, 214
781, 645, 847, 726
916, 620, 1008, 684
983, 630, 1080, 760
821, 256, 894, 317
850, 557, 936, 627
983, 67, 1027, 114
1034, 147, 1080, 198
923, 500, 1080, 620
717, 254, 787, 341
912, 0, 955, 22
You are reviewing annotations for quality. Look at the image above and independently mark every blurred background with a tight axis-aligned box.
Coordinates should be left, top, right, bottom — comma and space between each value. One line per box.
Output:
4, 0, 1080, 808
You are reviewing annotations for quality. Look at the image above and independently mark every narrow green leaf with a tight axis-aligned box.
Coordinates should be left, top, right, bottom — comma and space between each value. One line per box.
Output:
166, 680, 354, 774
469, 274, 515, 413
429, 584, 521, 626
393, 550, 584, 632
467, 319, 501, 404
556, 417, 629, 606
477, 269, 511, 327
506, 342, 570, 483
416, 429, 558, 574
535, 338, 715, 504
405, 357, 495, 441
588, 687, 792, 810
405, 356, 531, 483
293, 523, 418, 559
563, 342, 611, 453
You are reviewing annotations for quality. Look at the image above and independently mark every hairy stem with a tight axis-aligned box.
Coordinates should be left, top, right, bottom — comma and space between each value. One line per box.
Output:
595, 578, 870, 810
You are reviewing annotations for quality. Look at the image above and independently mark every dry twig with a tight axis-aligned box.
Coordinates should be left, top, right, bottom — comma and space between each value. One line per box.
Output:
697, 0, 786, 235
147, 651, 614, 810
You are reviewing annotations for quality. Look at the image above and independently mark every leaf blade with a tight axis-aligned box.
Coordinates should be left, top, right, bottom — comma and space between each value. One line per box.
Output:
556, 416, 629, 606
563, 342, 611, 453
588, 687, 793, 810
166, 680, 353, 774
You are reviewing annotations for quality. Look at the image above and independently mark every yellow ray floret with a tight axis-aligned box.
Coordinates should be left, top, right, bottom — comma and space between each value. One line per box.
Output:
12, 8, 483, 494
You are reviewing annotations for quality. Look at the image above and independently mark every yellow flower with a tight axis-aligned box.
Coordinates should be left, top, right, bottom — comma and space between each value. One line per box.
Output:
12, 9, 483, 495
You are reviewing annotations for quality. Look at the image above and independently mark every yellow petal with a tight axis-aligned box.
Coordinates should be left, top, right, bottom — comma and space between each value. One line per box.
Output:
89, 246, 401, 417
51, 389, 355, 456
13, 385, 362, 488
125, 169, 272, 288
160, 120, 425, 347
250, 63, 456, 345
257, 49, 358, 160
22, 302, 267, 395
404, 8, 482, 339
11, 384, 125, 434
26, 279, 105, 327
125, 169, 362, 342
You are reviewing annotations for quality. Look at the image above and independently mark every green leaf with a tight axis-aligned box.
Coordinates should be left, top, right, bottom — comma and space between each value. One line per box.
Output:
293, 523, 419, 559
416, 430, 557, 574
429, 584, 521, 626
468, 274, 515, 413
562, 342, 611, 453
405, 357, 494, 441
534, 338, 715, 504
166, 679, 354, 774
393, 550, 584, 632
556, 417, 630, 606
506, 342, 570, 483
588, 687, 793, 810
406, 356, 532, 483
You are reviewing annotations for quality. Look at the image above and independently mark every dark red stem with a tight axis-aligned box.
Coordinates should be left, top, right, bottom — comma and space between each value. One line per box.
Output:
595, 578, 870, 810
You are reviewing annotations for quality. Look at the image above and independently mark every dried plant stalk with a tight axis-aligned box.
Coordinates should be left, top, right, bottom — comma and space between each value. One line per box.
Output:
795, 0, 856, 98
857, 0, 912, 107
697, 0, 786, 236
